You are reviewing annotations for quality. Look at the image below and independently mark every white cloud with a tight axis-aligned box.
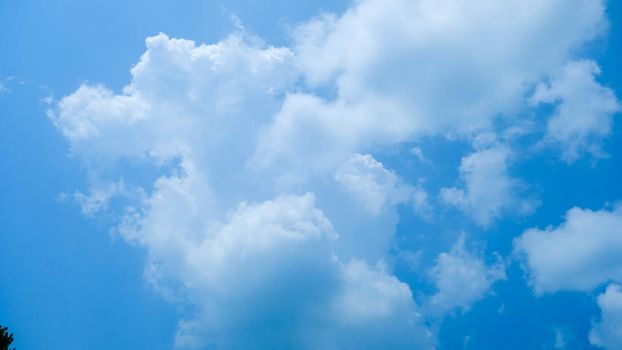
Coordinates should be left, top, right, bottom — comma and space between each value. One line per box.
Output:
51, 31, 433, 348
317, 259, 433, 350
440, 136, 538, 226
514, 205, 622, 294
48, 0, 618, 347
410, 146, 428, 163
532, 60, 620, 162
119, 177, 432, 349
255, 0, 608, 169
335, 153, 430, 217
0, 76, 15, 96
49, 32, 296, 168
590, 284, 622, 349
73, 179, 142, 215
428, 237, 505, 314
165, 193, 338, 349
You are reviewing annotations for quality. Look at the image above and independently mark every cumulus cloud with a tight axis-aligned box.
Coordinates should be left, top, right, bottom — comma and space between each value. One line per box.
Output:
73, 179, 139, 215
440, 135, 538, 226
50, 32, 296, 169
590, 284, 622, 350
532, 60, 620, 162
335, 153, 430, 217
316, 259, 433, 349
255, 0, 608, 169
51, 30, 433, 348
120, 184, 432, 349
47, 0, 618, 347
514, 205, 622, 294
428, 237, 505, 314
149, 192, 337, 349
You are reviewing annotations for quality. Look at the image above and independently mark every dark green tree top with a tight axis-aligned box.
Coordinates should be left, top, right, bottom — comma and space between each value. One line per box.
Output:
0, 325, 14, 350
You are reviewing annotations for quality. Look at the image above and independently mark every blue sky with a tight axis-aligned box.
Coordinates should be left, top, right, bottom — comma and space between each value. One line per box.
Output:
1, 1, 621, 349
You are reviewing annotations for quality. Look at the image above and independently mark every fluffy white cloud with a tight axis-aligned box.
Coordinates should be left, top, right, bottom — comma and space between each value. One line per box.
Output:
532, 60, 620, 162
50, 32, 296, 173
156, 192, 338, 349
52, 30, 433, 348
48, 0, 618, 347
590, 284, 622, 350
49, 31, 302, 215
255, 0, 609, 168
316, 259, 433, 349
120, 179, 431, 349
116, 166, 434, 349
514, 205, 622, 294
428, 237, 505, 314
440, 136, 537, 226
335, 153, 429, 217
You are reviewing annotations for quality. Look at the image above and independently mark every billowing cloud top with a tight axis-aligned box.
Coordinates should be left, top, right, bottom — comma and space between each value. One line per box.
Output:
48, 0, 620, 348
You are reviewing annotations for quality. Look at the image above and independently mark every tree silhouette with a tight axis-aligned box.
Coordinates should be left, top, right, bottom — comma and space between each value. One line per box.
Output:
0, 325, 14, 350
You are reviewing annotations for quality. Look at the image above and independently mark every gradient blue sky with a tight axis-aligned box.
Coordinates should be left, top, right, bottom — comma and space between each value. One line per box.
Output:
1, 1, 621, 349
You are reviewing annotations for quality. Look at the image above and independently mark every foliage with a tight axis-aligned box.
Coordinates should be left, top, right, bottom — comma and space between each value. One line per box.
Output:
0, 325, 14, 350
